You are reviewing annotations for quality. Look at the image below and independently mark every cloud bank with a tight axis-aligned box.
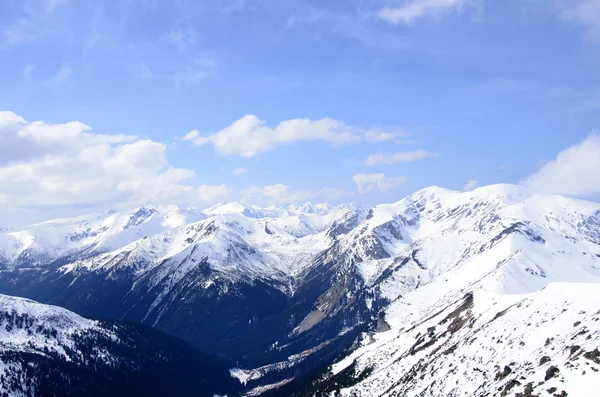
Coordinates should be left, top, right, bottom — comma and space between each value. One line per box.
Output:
0, 111, 226, 213
521, 132, 600, 197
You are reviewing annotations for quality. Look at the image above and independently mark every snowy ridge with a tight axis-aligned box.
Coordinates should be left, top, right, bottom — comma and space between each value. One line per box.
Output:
301, 185, 600, 396
317, 283, 600, 396
57, 206, 346, 290
334, 184, 600, 307
0, 294, 243, 397
0, 293, 117, 396
0, 293, 106, 357
0, 204, 206, 269
0, 200, 354, 272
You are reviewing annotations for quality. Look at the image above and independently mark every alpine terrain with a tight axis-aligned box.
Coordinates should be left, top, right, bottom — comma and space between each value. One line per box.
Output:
1, 184, 599, 396
0, 293, 241, 396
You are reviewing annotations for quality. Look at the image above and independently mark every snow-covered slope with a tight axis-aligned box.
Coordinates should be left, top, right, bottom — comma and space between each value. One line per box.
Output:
0, 293, 241, 397
310, 283, 600, 397
204, 201, 359, 238
54, 201, 357, 294
338, 184, 600, 297
0, 293, 106, 357
289, 184, 600, 336
301, 184, 600, 396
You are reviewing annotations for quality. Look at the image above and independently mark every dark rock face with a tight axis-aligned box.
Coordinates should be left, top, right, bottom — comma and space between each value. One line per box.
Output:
544, 366, 560, 381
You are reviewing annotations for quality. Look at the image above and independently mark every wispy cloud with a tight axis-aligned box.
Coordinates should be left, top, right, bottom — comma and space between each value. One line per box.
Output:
463, 179, 479, 191
233, 167, 248, 175
365, 149, 440, 166
554, 0, 600, 44
240, 184, 353, 205
281, 3, 409, 51
47, 62, 72, 85
377, 0, 479, 24
168, 24, 196, 50
363, 128, 411, 143
1, 0, 66, 48
2, 18, 38, 47
353, 173, 407, 194
22, 65, 35, 78
45, 0, 68, 15
173, 56, 218, 84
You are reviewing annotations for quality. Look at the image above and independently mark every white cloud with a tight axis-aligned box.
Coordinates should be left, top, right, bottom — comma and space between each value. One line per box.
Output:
463, 179, 479, 191
186, 115, 406, 157
0, 112, 135, 166
378, 0, 477, 24
187, 115, 360, 157
182, 130, 200, 140
365, 149, 440, 166
363, 128, 410, 143
198, 185, 230, 203
0, 111, 225, 215
521, 132, 600, 197
232, 167, 248, 175
240, 184, 353, 205
131, 56, 217, 85
555, 0, 600, 43
353, 173, 407, 194
0, 111, 411, 221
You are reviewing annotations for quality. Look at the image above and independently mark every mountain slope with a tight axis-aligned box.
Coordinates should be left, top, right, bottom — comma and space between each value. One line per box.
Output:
290, 185, 600, 340
0, 293, 241, 397
0, 184, 599, 395
0, 200, 365, 384
307, 283, 600, 396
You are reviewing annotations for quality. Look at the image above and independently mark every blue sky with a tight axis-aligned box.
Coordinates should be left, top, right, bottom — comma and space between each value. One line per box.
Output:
1, 0, 599, 222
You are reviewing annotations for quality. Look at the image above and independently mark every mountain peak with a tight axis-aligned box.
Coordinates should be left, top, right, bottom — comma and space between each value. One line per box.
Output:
466, 183, 532, 199
405, 183, 533, 207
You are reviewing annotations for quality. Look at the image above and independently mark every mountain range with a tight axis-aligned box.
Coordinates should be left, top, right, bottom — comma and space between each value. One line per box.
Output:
0, 184, 599, 396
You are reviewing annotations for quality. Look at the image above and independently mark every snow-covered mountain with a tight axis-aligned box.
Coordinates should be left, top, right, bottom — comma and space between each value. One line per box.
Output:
1, 184, 599, 395
0, 204, 206, 269
0, 294, 241, 396
308, 283, 600, 396
301, 185, 600, 396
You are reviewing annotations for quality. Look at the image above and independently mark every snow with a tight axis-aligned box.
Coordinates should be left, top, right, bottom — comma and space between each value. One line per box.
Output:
243, 378, 293, 396
289, 184, 600, 396
329, 283, 600, 396
0, 204, 206, 268
1, 184, 600, 395
230, 368, 252, 385
0, 293, 110, 359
